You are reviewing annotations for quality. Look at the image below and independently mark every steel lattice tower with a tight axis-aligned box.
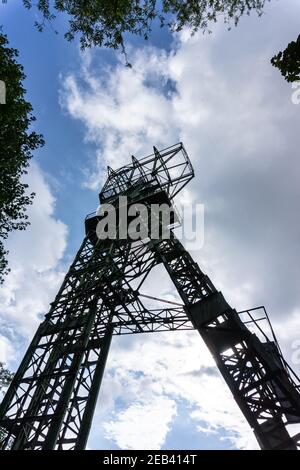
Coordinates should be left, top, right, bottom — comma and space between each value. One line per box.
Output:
1, 143, 300, 450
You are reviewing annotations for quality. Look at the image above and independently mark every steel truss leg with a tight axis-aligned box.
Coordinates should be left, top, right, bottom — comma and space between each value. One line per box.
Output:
0, 237, 118, 450
0, 235, 163, 449
150, 235, 300, 449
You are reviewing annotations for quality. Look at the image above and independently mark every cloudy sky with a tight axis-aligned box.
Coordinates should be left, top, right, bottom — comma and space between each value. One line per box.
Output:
1, 0, 300, 450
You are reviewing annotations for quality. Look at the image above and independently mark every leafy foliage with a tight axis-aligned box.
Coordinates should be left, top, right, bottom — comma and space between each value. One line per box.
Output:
21, 2, 300, 80
0, 362, 13, 448
23, 1, 268, 59
0, 32, 44, 284
271, 35, 300, 82
162, 1, 268, 33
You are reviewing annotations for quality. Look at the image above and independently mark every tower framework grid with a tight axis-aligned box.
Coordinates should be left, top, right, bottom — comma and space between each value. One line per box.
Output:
1, 142, 300, 450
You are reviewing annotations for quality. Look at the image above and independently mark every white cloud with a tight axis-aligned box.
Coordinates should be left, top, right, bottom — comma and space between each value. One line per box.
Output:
60, 47, 179, 189
103, 395, 177, 450
0, 163, 68, 358
0, 335, 14, 365
88, 331, 258, 450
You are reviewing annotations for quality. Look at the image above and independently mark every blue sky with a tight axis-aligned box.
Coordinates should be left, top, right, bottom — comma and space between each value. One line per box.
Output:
1, 0, 300, 450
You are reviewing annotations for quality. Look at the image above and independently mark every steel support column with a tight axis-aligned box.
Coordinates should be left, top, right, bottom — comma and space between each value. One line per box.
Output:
150, 235, 300, 449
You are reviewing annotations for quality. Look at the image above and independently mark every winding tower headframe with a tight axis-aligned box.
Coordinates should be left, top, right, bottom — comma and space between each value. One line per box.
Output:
0, 143, 300, 450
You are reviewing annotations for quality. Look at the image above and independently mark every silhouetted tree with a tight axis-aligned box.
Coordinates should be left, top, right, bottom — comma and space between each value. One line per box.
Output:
0, 362, 13, 392
271, 35, 300, 82
0, 32, 44, 284
0, 362, 14, 448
